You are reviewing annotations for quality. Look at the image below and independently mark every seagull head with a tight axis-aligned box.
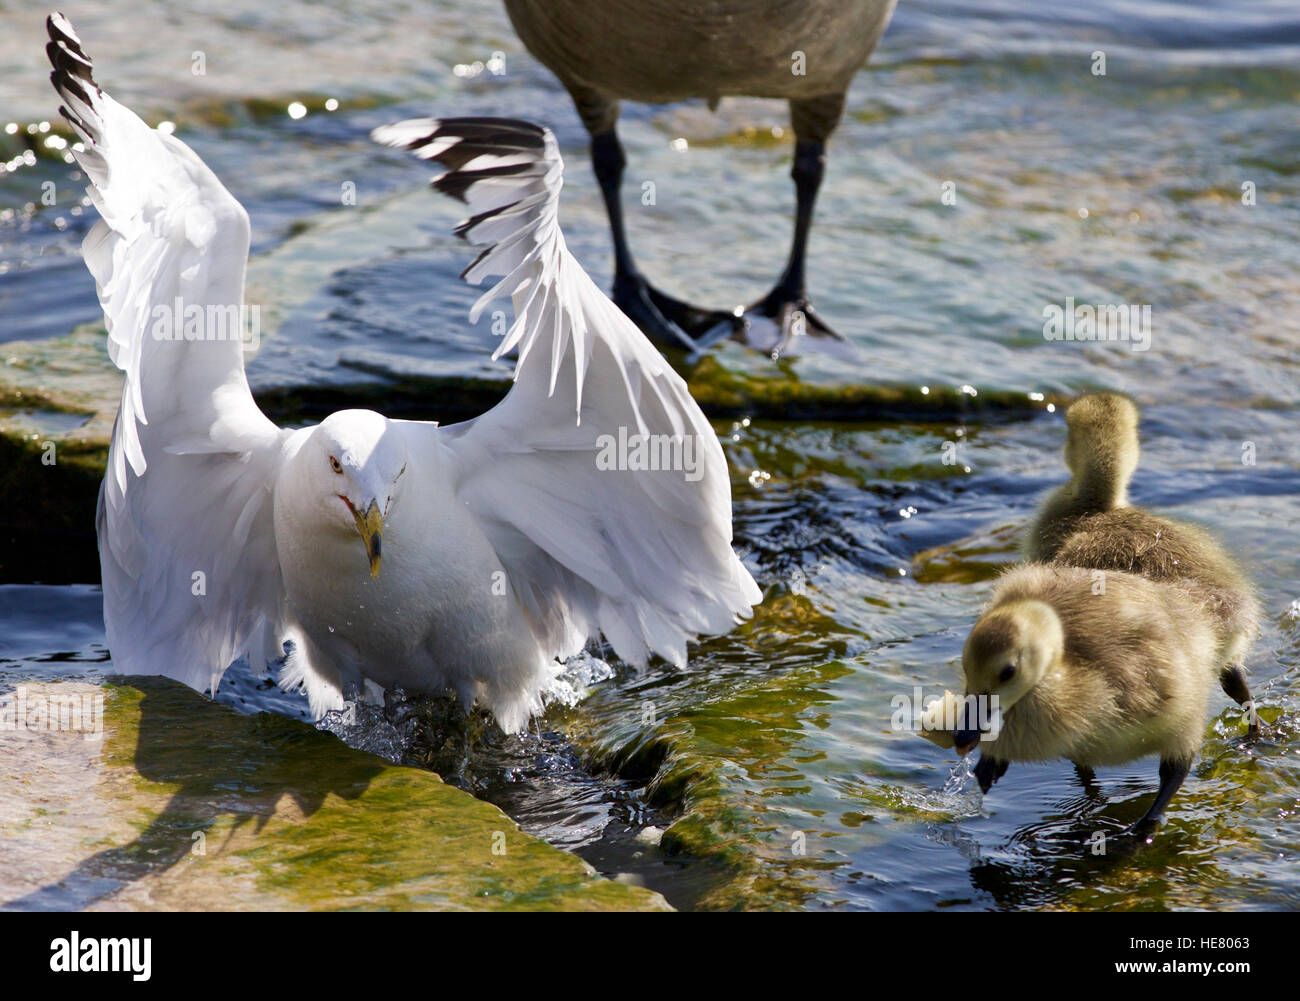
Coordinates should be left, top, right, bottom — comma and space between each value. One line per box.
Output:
309, 411, 409, 579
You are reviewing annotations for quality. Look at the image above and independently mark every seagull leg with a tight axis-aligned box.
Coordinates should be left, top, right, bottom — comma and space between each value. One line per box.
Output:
1127, 756, 1190, 839
1220, 664, 1260, 738
590, 130, 739, 349
973, 754, 1009, 794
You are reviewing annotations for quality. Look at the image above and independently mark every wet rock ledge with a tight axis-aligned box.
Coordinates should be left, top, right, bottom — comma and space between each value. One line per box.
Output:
0, 678, 670, 910
0, 320, 1063, 583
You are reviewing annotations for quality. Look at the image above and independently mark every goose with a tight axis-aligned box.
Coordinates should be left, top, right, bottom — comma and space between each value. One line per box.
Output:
1024, 393, 1261, 731
951, 563, 1233, 835
503, 0, 898, 356
45, 13, 760, 734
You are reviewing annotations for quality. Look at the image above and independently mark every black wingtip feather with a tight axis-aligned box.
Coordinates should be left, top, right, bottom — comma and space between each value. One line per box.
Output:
46, 12, 99, 97
400, 118, 547, 159
431, 141, 535, 173
453, 201, 523, 240
432, 160, 539, 203
49, 65, 93, 108
459, 246, 494, 282
376, 114, 559, 263
53, 100, 85, 134
430, 117, 547, 147
45, 13, 105, 142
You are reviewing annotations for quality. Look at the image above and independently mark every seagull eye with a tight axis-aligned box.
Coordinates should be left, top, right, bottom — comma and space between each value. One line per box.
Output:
998, 664, 1017, 683
329, 456, 343, 474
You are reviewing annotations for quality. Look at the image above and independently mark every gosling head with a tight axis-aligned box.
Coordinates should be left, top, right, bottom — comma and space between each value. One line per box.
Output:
953, 600, 1065, 754
306, 410, 408, 579
1063, 393, 1139, 507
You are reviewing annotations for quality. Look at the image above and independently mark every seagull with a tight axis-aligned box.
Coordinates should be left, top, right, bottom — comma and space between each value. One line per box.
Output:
503, 0, 898, 356
45, 12, 761, 733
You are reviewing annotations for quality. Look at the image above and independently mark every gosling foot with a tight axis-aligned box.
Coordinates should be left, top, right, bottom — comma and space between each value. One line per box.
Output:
1123, 756, 1190, 841
973, 754, 1009, 795
1220, 664, 1263, 739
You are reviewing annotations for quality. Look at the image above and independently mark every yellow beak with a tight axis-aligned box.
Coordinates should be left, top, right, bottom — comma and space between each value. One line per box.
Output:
348, 499, 384, 578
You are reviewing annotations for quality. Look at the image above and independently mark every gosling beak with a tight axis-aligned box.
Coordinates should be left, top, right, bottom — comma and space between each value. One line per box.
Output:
347, 499, 384, 578
953, 729, 981, 756
953, 699, 1003, 755
956, 691, 982, 754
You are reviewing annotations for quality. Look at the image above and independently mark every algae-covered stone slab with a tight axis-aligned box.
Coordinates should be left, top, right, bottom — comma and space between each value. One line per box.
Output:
555, 597, 863, 911
0, 679, 669, 911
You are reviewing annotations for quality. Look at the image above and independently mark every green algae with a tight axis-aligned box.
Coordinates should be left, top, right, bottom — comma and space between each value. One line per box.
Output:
579, 657, 859, 911
0, 92, 393, 163
0, 304, 1060, 583
683, 354, 1066, 420
910, 520, 1021, 585
550, 593, 865, 910
0, 678, 669, 910
0, 411, 105, 583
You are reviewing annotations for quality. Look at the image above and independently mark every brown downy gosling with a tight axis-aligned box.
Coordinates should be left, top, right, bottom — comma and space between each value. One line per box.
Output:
952, 563, 1237, 835
1024, 392, 1261, 732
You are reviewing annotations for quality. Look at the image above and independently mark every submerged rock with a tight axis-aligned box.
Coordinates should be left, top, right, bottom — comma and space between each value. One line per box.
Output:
0, 678, 669, 911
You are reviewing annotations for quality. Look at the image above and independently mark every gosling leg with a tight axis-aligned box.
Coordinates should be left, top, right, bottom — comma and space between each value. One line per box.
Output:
1219, 664, 1259, 737
1129, 756, 1190, 837
973, 755, 1009, 794
1072, 762, 1097, 788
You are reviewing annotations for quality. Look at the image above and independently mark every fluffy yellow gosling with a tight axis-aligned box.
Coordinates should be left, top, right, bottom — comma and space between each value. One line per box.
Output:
953, 563, 1231, 835
1024, 393, 1261, 733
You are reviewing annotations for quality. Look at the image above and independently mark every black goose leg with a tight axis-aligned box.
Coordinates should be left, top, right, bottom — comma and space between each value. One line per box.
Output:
741, 139, 846, 355
1128, 756, 1190, 839
973, 754, 1009, 794
1220, 664, 1260, 738
591, 130, 739, 349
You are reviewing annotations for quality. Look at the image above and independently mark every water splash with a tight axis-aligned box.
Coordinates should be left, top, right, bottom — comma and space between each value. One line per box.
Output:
544, 650, 615, 710
942, 754, 976, 797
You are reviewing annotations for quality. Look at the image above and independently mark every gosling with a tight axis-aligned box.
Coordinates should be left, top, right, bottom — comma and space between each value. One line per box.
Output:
1024, 392, 1261, 730
951, 563, 1234, 835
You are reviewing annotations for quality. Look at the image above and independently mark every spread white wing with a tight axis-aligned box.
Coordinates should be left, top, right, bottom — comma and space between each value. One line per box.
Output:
48, 14, 290, 695
373, 118, 761, 669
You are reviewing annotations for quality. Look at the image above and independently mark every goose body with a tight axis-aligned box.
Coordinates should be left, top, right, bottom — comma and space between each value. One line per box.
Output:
953, 563, 1230, 833
505, 1, 895, 122
504, 0, 898, 355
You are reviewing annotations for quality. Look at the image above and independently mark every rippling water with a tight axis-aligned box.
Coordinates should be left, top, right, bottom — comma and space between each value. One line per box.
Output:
1, 0, 1298, 910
